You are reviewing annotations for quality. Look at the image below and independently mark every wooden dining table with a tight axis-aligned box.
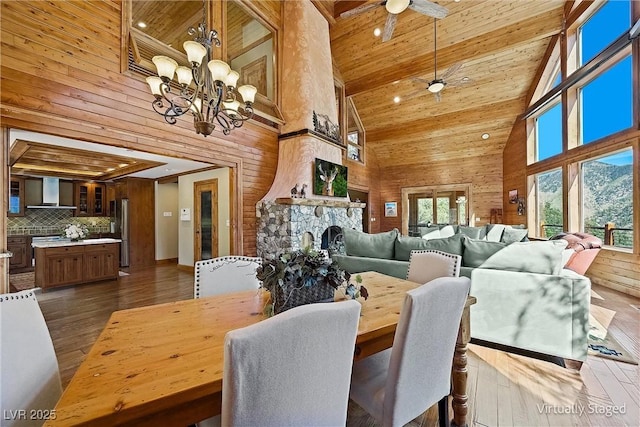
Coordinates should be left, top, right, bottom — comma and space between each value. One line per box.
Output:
44, 271, 475, 427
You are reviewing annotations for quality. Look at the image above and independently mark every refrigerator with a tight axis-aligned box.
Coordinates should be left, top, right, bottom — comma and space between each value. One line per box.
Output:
112, 199, 130, 267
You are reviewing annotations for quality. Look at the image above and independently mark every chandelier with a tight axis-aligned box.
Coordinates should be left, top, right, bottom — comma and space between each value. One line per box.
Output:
145, 3, 257, 137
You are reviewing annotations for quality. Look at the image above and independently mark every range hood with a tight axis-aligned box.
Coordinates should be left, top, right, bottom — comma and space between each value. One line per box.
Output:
26, 177, 77, 209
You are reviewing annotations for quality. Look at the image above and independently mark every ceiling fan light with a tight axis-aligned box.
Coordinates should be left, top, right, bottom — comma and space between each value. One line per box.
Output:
385, 0, 410, 14
428, 81, 445, 93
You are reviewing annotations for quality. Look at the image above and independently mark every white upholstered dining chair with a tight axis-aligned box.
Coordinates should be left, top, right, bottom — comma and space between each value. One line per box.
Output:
349, 277, 471, 427
0, 290, 63, 427
194, 256, 262, 298
221, 299, 361, 427
406, 249, 461, 284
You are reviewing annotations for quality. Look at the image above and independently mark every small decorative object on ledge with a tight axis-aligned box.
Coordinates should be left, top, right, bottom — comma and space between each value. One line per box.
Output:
290, 183, 299, 198
299, 183, 307, 199
313, 111, 342, 144
62, 223, 89, 241
256, 249, 367, 316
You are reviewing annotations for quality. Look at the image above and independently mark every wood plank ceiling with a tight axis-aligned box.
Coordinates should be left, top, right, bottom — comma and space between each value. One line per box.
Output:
330, 0, 565, 166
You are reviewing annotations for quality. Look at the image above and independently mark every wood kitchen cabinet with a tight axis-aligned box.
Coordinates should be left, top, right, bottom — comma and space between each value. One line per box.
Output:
8, 177, 25, 216
35, 242, 119, 290
75, 182, 106, 216
7, 235, 31, 273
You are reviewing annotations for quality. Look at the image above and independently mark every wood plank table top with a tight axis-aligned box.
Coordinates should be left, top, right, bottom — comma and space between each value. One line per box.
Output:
44, 271, 474, 427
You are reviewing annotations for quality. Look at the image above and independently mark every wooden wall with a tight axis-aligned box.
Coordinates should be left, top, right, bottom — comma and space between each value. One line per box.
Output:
378, 153, 503, 232
0, 0, 280, 256
502, 118, 528, 225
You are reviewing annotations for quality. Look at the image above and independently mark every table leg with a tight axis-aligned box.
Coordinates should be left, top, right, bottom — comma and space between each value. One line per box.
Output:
451, 305, 471, 427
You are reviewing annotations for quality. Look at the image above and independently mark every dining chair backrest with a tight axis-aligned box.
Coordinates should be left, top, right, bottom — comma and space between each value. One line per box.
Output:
194, 256, 262, 298
406, 249, 461, 283
0, 290, 62, 427
222, 299, 361, 427
384, 277, 470, 426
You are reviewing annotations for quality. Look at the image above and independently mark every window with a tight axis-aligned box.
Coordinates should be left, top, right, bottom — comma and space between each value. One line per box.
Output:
581, 150, 633, 248
579, 0, 631, 65
534, 169, 563, 238
346, 98, 365, 163
534, 102, 562, 162
579, 55, 633, 144
403, 185, 470, 236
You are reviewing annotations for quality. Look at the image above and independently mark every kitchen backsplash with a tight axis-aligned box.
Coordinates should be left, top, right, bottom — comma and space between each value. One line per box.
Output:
8, 209, 111, 235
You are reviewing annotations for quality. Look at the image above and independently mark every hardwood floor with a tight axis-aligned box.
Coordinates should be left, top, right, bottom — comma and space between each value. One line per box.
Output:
36, 265, 639, 427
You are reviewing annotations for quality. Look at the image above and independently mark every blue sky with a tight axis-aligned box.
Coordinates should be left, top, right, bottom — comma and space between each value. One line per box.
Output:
537, 0, 633, 165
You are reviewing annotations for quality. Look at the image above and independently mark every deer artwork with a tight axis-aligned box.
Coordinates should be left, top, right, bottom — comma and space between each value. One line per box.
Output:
318, 163, 339, 196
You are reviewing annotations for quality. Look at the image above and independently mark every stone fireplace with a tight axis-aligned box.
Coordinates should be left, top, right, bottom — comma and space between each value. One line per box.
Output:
255, 1, 366, 258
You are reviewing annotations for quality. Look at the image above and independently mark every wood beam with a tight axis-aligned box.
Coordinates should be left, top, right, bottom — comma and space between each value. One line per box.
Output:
311, 0, 336, 25
344, 8, 563, 96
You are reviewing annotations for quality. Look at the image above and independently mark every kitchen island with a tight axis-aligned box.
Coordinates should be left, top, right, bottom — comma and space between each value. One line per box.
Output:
33, 238, 121, 290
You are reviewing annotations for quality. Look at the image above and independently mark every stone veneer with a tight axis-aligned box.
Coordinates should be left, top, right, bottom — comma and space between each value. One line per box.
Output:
256, 199, 364, 258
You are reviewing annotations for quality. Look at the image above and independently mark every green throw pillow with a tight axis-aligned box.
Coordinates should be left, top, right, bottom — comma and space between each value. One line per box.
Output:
394, 234, 464, 261
501, 227, 529, 244
479, 240, 567, 275
458, 226, 485, 240
342, 228, 398, 259
462, 237, 508, 267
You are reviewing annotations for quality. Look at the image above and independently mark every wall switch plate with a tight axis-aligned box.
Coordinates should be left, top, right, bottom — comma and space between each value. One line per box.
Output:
226, 219, 230, 226
163, 212, 172, 217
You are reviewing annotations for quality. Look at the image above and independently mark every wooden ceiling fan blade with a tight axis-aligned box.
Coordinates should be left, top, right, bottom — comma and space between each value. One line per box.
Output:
440, 62, 463, 80
408, 0, 448, 19
382, 13, 398, 42
410, 76, 431, 85
340, 2, 381, 19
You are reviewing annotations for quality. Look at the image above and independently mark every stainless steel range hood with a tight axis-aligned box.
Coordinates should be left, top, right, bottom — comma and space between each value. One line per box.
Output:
26, 177, 77, 209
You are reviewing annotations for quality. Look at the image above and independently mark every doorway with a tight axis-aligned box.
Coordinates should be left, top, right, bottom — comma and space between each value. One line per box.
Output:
401, 184, 471, 236
348, 188, 369, 233
194, 179, 219, 262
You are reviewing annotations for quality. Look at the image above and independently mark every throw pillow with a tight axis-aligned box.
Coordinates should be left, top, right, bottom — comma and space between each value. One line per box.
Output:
501, 227, 529, 244
485, 224, 506, 242
458, 226, 484, 240
479, 240, 568, 275
342, 228, 398, 259
394, 234, 464, 261
421, 227, 442, 240
462, 238, 508, 268
439, 225, 457, 238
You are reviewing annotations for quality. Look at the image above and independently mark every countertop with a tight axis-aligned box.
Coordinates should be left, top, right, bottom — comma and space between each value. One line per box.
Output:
32, 238, 122, 248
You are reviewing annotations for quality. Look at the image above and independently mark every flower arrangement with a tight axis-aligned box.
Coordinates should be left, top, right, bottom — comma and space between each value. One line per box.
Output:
63, 223, 89, 241
256, 248, 368, 316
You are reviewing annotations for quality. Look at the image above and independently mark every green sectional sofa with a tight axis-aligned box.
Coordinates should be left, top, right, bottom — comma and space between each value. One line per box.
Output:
332, 227, 591, 361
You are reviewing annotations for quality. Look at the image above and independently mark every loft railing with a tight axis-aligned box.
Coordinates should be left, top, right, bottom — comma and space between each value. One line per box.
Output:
540, 223, 633, 248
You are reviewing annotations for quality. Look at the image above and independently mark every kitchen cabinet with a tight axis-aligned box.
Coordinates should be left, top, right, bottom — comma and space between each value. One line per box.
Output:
8, 177, 25, 216
75, 182, 106, 216
7, 235, 31, 272
34, 241, 119, 290
115, 178, 155, 270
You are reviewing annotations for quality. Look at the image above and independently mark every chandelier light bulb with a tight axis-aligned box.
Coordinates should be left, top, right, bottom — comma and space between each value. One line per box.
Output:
175, 66, 193, 87
152, 56, 179, 81
208, 60, 231, 82
145, 76, 163, 96
238, 85, 257, 103
183, 41, 207, 66
224, 70, 240, 88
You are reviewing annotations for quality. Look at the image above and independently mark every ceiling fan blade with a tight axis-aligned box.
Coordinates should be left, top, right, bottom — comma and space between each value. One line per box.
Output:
340, 2, 381, 19
410, 77, 431, 85
408, 0, 448, 19
382, 13, 398, 42
440, 62, 463, 80
434, 91, 442, 103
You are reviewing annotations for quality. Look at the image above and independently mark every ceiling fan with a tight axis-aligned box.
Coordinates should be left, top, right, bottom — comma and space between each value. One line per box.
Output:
409, 18, 470, 102
340, 0, 448, 42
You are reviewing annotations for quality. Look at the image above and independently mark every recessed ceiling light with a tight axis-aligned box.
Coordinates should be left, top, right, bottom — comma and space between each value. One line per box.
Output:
137, 22, 147, 29
462, 76, 470, 82
393, 96, 401, 103
373, 28, 381, 37
481, 133, 490, 140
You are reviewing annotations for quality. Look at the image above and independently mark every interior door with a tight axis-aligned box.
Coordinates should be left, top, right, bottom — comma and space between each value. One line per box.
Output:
194, 179, 219, 262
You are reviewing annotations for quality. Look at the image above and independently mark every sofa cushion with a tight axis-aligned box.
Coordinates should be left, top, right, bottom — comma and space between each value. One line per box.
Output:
394, 234, 464, 261
331, 254, 409, 279
458, 226, 485, 240
479, 240, 568, 275
462, 238, 508, 267
342, 228, 397, 260
501, 227, 529, 244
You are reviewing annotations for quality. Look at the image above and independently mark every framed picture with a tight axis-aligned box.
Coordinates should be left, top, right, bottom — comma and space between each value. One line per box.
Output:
385, 202, 397, 217
508, 189, 518, 204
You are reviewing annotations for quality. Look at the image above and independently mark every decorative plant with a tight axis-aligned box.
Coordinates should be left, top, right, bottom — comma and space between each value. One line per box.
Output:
62, 223, 89, 241
256, 248, 368, 316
